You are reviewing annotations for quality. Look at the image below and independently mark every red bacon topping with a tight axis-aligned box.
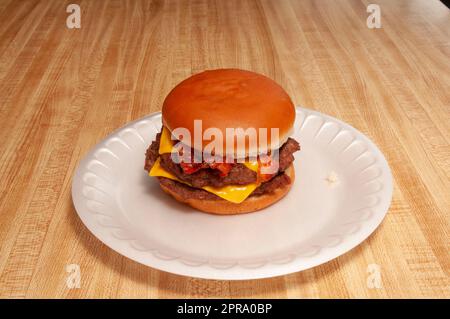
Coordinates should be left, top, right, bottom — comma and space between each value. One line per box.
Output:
180, 161, 233, 177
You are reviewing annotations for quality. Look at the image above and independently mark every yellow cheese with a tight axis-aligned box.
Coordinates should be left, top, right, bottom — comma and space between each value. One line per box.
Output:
158, 126, 175, 154
202, 183, 259, 204
149, 157, 179, 180
243, 160, 258, 172
149, 158, 259, 204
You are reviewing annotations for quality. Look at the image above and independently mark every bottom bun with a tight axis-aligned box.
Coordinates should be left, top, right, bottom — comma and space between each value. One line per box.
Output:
159, 165, 295, 215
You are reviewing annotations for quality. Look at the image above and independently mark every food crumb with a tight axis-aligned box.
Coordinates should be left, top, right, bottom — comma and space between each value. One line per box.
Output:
326, 171, 339, 187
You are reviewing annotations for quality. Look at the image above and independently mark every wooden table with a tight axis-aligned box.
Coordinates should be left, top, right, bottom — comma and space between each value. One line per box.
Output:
0, 0, 449, 298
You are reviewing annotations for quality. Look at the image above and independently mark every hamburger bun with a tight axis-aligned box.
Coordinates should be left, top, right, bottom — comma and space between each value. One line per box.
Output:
158, 165, 295, 215
162, 69, 295, 157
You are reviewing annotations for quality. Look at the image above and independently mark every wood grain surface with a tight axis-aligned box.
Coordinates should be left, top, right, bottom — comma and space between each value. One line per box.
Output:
0, 0, 449, 298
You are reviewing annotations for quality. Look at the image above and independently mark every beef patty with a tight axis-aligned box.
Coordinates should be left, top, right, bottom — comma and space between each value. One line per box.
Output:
144, 129, 300, 188
157, 172, 292, 201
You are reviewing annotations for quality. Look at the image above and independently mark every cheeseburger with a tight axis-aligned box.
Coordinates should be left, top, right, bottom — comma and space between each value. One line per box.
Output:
144, 69, 300, 214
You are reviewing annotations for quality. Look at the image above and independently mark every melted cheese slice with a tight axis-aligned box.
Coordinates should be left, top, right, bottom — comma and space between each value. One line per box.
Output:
243, 160, 258, 172
158, 126, 176, 154
151, 127, 261, 203
202, 183, 259, 204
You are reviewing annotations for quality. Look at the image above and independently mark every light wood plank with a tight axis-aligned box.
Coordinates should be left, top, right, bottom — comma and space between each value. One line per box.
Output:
0, 0, 448, 298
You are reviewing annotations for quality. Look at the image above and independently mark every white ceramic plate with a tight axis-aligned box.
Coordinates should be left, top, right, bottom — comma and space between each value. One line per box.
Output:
72, 107, 392, 280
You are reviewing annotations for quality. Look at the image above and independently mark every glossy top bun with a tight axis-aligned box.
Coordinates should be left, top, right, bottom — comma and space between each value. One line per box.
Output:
162, 69, 295, 157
